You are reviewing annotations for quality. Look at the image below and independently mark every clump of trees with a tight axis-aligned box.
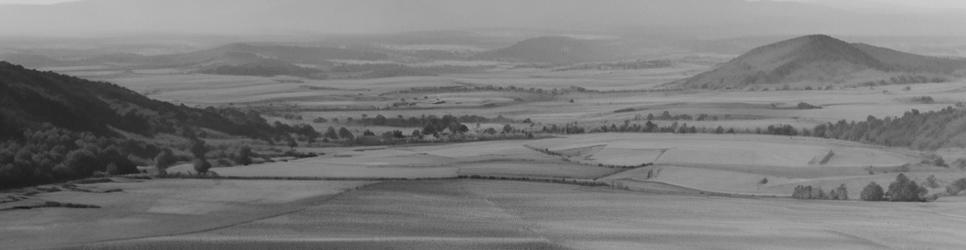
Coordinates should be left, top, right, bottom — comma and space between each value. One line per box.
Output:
0, 125, 149, 188
353, 114, 515, 128
886, 173, 928, 202
792, 184, 848, 200
860, 174, 929, 202
859, 75, 947, 86
946, 178, 966, 196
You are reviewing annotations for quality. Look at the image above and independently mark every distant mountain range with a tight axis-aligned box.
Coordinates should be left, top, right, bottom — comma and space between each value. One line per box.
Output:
478, 36, 615, 64
671, 35, 966, 89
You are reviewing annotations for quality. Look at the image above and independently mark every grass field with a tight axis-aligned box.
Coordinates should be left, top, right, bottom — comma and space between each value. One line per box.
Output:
76, 180, 966, 249
0, 179, 371, 249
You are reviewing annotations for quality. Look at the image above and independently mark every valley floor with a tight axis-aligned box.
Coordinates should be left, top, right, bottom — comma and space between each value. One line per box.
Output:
50, 180, 966, 250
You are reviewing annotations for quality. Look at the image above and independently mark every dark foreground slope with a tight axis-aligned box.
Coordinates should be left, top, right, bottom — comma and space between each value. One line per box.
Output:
672, 35, 966, 89
0, 62, 295, 188
0, 62, 283, 140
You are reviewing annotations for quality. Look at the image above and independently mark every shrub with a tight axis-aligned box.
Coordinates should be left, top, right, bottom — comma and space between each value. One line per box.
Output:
860, 182, 884, 201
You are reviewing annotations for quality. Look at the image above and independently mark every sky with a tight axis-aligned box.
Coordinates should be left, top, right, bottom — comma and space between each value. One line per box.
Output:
0, 0, 964, 37
2, 0, 966, 11
771, 0, 966, 12
0, 0, 76, 4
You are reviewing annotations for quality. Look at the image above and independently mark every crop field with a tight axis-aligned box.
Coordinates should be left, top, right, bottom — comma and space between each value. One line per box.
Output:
0, 179, 371, 249
168, 139, 622, 179
528, 133, 920, 168
76, 65, 964, 136
76, 180, 966, 250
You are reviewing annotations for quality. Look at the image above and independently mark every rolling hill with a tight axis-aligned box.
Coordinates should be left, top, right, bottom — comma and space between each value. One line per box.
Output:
0, 61, 284, 140
479, 36, 614, 64
671, 35, 966, 89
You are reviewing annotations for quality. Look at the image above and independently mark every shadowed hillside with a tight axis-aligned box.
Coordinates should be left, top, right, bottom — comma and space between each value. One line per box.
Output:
672, 35, 966, 89
0, 61, 286, 140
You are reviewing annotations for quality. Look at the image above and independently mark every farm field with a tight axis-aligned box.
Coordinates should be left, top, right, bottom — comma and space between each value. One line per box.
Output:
167, 138, 621, 179
0, 179, 372, 249
68, 64, 965, 136
75, 180, 966, 250
8, 29, 966, 250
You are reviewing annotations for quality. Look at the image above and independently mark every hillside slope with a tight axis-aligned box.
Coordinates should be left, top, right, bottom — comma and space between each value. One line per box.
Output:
671, 35, 966, 89
0, 61, 283, 140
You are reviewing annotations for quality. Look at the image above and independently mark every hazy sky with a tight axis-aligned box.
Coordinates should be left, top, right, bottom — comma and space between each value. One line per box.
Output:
0, 0, 964, 37
0, 0, 75, 4
2, 0, 966, 11
774, 0, 966, 11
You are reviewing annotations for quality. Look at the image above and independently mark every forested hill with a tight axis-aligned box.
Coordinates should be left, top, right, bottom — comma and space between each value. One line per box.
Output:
814, 107, 966, 150
0, 61, 283, 141
0, 61, 311, 188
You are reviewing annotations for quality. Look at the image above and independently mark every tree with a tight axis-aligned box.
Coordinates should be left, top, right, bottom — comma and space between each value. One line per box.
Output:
861, 181, 884, 201
422, 125, 437, 136
323, 126, 338, 139
833, 184, 848, 200
887, 173, 927, 202
946, 178, 966, 195
926, 175, 940, 189
502, 124, 514, 134
338, 127, 354, 140
189, 139, 208, 159
154, 148, 176, 176
233, 146, 253, 166
483, 127, 498, 135
105, 163, 120, 175
193, 158, 212, 175
64, 149, 97, 177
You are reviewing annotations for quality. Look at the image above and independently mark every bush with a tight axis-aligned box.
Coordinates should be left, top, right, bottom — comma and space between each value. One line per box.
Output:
860, 182, 885, 201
